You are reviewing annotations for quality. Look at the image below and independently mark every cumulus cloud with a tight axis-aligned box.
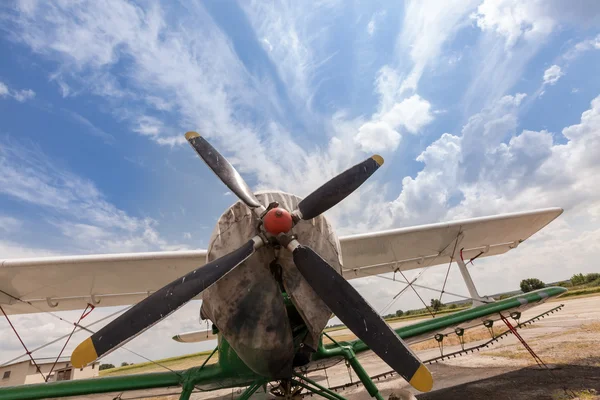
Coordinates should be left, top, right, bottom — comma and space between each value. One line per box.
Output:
472, 0, 555, 47
388, 93, 600, 229
543, 65, 563, 85
354, 120, 401, 153
382, 95, 434, 134
354, 95, 434, 153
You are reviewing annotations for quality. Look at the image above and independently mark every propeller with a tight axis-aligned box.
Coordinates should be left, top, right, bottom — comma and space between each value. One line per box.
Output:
71, 131, 432, 392
71, 236, 263, 368
280, 237, 433, 392
295, 155, 383, 220
185, 131, 383, 222
185, 131, 262, 210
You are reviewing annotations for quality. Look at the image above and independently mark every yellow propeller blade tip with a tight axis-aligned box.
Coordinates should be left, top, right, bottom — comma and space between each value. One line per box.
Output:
70, 337, 98, 368
185, 131, 200, 140
371, 155, 384, 166
409, 364, 433, 392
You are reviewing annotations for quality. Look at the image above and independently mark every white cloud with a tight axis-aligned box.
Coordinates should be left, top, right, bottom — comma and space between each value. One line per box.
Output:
12, 88, 35, 102
354, 120, 401, 153
367, 10, 386, 37
353, 94, 434, 154
240, 1, 340, 110
367, 19, 376, 36
0, 137, 184, 254
397, 0, 480, 94
134, 115, 162, 137
382, 94, 434, 134
353, 94, 433, 154
471, 0, 555, 48
564, 34, 600, 61
347, 93, 600, 312
543, 65, 563, 85
0, 81, 8, 96
0, 81, 35, 102
466, 1, 600, 112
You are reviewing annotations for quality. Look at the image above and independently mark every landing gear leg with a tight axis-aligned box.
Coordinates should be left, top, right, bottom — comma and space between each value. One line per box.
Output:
238, 380, 266, 400
343, 350, 385, 400
291, 374, 346, 400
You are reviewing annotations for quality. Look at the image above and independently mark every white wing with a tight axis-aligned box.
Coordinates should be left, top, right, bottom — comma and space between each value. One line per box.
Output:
339, 208, 563, 280
0, 250, 207, 315
0, 208, 563, 315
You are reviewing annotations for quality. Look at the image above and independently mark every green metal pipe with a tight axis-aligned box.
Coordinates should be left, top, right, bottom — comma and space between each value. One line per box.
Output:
321, 287, 566, 354
0, 370, 181, 400
291, 378, 347, 400
311, 341, 381, 399
345, 353, 383, 400
237, 381, 264, 400
0, 364, 226, 400
179, 381, 195, 400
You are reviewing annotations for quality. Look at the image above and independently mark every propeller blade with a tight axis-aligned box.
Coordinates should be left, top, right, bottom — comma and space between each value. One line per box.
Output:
185, 131, 262, 209
296, 155, 383, 220
287, 242, 432, 392
71, 236, 263, 368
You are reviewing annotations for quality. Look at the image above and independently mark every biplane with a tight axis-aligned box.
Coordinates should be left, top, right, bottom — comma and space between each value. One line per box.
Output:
0, 131, 566, 400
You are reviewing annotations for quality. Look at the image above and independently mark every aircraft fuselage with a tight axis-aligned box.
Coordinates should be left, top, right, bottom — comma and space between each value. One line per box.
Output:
200, 191, 343, 379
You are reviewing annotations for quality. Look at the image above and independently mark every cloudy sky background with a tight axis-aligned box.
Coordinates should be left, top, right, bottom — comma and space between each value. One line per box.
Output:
1, 0, 600, 366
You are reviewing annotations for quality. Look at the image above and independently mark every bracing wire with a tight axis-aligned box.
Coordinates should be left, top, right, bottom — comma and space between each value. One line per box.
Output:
0, 289, 184, 379
378, 231, 463, 315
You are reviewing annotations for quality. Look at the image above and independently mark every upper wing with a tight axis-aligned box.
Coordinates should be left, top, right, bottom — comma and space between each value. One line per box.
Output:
339, 208, 563, 279
0, 250, 207, 315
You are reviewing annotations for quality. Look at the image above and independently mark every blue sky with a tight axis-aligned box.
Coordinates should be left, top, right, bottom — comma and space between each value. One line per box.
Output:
1, 0, 600, 364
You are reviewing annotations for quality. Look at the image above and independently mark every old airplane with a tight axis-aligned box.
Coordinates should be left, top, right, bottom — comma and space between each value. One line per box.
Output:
0, 132, 565, 400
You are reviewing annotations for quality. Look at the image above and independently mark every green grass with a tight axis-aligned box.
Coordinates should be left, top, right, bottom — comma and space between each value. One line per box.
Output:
99, 350, 216, 377
556, 286, 600, 298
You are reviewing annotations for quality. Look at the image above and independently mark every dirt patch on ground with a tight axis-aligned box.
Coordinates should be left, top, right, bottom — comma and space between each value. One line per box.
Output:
416, 364, 600, 400
479, 321, 600, 366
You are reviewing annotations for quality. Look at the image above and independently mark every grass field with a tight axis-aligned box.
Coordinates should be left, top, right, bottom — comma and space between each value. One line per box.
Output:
99, 350, 218, 377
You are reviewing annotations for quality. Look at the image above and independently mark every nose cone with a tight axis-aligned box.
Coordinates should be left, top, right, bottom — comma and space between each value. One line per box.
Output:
263, 207, 294, 235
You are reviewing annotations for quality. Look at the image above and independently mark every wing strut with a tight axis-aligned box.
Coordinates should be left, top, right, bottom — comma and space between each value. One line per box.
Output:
456, 248, 490, 306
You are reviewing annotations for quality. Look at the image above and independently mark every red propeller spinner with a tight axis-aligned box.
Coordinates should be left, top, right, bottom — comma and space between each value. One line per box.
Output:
262, 207, 294, 235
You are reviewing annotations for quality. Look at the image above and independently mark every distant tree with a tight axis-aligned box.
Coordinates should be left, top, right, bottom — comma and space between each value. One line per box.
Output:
585, 273, 600, 283
121, 362, 130, 367
99, 364, 115, 371
571, 273, 586, 286
405, 310, 412, 316
395, 310, 404, 317
520, 278, 545, 293
448, 304, 457, 310
430, 299, 443, 312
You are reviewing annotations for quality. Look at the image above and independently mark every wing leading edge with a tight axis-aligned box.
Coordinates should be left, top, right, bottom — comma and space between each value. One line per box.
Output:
339, 208, 563, 279
0, 250, 207, 315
